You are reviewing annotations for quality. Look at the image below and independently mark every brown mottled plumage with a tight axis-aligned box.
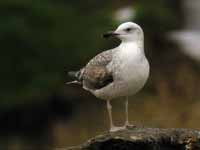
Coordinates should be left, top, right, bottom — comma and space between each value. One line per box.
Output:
68, 49, 115, 90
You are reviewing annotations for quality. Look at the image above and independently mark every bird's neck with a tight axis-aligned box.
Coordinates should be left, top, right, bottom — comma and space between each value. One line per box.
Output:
119, 40, 144, 55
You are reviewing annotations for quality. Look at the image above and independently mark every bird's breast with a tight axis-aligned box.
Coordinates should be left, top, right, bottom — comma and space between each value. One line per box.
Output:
112, 47, 149, 95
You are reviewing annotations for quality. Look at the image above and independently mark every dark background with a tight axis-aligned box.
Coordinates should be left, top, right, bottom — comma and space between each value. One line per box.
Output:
0, 0, 200, 149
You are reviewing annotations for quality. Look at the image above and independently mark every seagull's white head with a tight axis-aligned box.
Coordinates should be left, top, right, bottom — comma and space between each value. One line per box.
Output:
103, 22, 143, 42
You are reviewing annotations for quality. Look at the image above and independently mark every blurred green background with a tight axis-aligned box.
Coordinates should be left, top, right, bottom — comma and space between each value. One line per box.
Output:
1, 0, 200, 149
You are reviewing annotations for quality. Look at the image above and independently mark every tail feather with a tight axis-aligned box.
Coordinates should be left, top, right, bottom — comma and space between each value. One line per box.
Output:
68, 71, 80, 78
67, 70, 82, 85
65, 80, 81, 85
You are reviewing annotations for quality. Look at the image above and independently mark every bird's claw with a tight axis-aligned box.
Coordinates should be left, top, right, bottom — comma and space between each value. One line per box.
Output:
125, 124, 136, 129
109, 126, 126, 132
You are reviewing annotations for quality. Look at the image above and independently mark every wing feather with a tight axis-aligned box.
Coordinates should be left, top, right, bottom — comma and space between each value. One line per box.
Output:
81, 50, 114, 90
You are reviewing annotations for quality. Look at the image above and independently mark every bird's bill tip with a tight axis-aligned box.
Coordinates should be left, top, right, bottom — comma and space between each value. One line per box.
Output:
102, 31, 119, 38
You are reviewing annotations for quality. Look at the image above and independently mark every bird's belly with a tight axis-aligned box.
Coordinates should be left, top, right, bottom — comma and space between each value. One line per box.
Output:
114, 58, 149, 96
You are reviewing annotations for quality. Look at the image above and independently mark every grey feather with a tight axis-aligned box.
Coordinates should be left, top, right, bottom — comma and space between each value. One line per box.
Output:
68, 71, 80, 79
67, 71, 82, 84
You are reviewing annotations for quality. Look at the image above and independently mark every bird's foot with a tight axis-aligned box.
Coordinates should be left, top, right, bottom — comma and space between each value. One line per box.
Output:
110, 126, 126, 132
125, 123, 136, 129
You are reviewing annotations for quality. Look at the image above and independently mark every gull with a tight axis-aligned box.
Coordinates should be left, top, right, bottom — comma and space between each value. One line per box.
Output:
67, 22, 150, 132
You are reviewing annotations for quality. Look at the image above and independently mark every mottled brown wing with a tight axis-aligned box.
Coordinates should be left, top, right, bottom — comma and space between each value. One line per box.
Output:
86, 49, 113, 66
82, 66, 113, 89
81, 50, 114, 90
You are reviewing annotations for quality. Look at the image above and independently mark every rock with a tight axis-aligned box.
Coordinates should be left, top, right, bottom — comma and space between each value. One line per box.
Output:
66, 127, 200, 150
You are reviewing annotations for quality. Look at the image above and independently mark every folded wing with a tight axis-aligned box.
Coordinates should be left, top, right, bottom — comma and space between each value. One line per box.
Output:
77, 50, 114, 90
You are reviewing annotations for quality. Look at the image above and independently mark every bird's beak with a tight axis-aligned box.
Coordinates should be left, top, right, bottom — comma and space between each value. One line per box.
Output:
102, 31, 119, 38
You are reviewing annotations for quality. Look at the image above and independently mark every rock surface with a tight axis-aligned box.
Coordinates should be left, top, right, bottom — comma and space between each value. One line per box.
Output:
66, 127, 200, 150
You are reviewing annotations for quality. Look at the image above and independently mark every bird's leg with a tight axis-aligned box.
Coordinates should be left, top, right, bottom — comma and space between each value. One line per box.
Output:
107, 100, 114, 129
107, 100, 125, 132
124, 97, 135, 128
125, 97, 130, 126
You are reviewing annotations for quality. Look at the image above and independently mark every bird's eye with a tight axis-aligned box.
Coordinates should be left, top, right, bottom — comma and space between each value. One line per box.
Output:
125, 28, 132, 32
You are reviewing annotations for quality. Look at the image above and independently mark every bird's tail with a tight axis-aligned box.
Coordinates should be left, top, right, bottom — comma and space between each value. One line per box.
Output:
66, 71, 82, 85
65, 80, 81, 85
